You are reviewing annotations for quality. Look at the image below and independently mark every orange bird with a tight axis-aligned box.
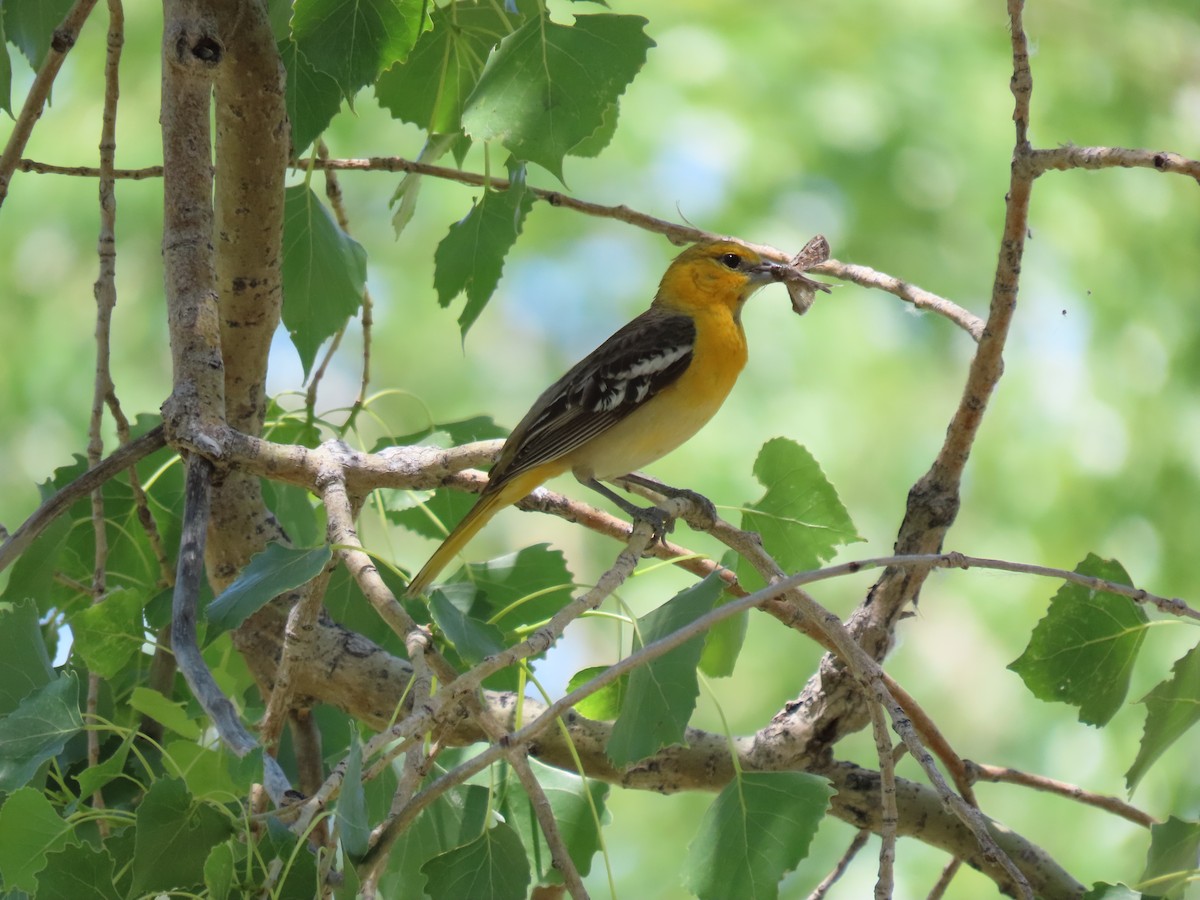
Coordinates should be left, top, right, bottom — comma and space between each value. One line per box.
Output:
406, 239, 787, 597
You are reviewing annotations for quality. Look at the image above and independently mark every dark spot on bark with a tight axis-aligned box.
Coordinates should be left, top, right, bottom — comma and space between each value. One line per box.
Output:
51, 28, 75, 54
193, 37, 222, 63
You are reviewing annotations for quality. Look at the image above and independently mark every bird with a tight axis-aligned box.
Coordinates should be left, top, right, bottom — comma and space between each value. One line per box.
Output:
405, 239, 788, 597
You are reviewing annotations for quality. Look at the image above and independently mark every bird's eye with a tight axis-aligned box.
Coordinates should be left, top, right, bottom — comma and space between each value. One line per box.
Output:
720, 252, 742, 270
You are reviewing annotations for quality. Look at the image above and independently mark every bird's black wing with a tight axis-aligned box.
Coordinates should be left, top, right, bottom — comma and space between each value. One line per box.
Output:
489, 309, 697, 487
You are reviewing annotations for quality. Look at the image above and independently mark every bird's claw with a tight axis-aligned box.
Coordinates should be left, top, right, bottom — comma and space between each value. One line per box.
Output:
630, 504, 675, 547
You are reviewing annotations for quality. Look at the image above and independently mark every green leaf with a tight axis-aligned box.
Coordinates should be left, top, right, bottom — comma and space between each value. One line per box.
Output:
737, 438, 862, 592
0, 17, 12, 116
699, 552, 747, 677
461, 14, 653, 180
682, 772, 834, 900
292, 0, 425, 101
698, 610, 748, 678
206, 542, 332, 633
0, 787, 79, 894
265, 480, 323, 549
279, 36, 344, 154
1126, 643, 1200, 791
421, 822, 531, 900
455, 544, 574, 630
566, 665, 626, 721
68, 588, 144, 679
1139, 817, 1200, 900
75, 729, 135, 797
606, 575, 725, 767
162, 739, 256, 800
131, 778, 233, 895
568, 100, 619, 157
1008, 554, 1148, 726
1082, 884, 1142, 900
382, 414, 509, 452
0, 672, 83, 792
507, 759, 609, 882
430, 590, 506, 665
39, 842, 121, 900
0, 597, 55, 715
390, 484, 481, 542
377, 2, 516, 134
339, 732, 371, 860
4, 0, 75, 68
281, 184, 368, 377
433, 161, 534, 338
204, 840, 238, 900
1, 512, 70, 618
128, 687, 202, 741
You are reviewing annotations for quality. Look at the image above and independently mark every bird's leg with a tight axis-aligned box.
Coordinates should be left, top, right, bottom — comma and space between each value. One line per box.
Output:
614, 472, 718, 530
576, 476, 674, 543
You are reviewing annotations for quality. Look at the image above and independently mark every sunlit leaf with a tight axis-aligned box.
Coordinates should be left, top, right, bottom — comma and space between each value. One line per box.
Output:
1009, 555, 1148, 726
461, 14, 653, 180
281, 184, 368, 377
566, 665, 626, 721
682, 772, 833, 900
292, 0, 425, 101
433, 161, 534, 338
1127, 643, 1200, 791
377, 2, 517, 134
737, 438, 862, 592
1138, 817, 1200, 900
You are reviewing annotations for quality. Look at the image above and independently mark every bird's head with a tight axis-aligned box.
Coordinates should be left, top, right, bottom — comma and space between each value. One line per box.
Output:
654, 240, 785, 315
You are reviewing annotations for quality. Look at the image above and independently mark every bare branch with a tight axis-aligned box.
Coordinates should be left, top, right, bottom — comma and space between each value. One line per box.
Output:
171, 455, 256, 755
1030, 145, 1200, 183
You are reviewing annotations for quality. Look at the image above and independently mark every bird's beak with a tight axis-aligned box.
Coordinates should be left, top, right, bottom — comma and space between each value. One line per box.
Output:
749, 260, 786, 284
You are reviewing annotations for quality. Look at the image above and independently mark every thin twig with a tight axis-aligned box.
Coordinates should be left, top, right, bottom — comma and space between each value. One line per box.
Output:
964, 761, 1157, 829
807, 830, 871, 900
83, 0, 126, 836
927, 858, 963, 900
0, 425, 167, 574
812, 259, 983, 340
0, 0, 101, 208
17, 158, 164, 178
870, 701, 897, 899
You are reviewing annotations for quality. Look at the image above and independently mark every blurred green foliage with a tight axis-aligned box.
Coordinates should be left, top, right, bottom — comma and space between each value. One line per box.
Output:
1, 0, 1199, 896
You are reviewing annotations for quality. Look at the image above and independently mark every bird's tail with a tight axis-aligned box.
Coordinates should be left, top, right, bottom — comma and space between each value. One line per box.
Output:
405, 471, 545, 597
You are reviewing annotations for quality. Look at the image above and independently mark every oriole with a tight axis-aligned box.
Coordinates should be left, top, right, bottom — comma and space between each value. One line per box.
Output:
405, 239, 786, 597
